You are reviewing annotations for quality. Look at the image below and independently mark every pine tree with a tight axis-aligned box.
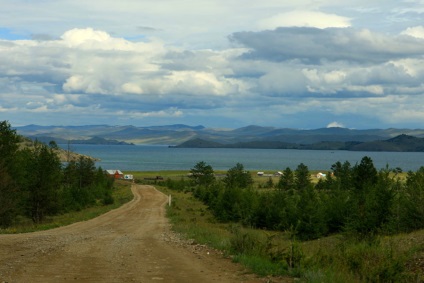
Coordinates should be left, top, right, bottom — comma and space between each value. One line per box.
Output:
189, 161, 215, 187
277, 167, 295, 191
294, 163, 312, 190
224, 163, 253, 189
23, 142, 62, 223
0, 121, 22, 226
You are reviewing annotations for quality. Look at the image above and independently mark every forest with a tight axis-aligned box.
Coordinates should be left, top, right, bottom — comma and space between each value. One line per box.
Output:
0, 121, 114, 228
166, 159, 424, 241
161, 159, 424, 281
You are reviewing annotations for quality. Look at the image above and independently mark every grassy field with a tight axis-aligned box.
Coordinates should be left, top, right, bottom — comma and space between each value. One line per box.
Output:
127, 169, 408, 188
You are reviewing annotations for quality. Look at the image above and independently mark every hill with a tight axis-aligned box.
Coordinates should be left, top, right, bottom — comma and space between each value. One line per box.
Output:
19, 138, 99, 162
173, 134, 424, 152
14, 124, 424, 147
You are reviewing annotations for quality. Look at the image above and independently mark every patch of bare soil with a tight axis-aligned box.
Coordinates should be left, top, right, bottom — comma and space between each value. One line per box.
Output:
0, 185, 290, 282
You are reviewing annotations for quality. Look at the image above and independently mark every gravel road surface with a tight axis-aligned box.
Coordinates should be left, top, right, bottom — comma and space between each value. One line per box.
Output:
0, 185, 273, 282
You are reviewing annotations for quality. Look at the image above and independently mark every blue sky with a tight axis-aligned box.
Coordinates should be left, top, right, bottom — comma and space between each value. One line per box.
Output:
1, 0, 424, 129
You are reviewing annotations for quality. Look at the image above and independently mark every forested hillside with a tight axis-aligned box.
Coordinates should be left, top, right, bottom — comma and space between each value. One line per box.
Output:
171, 159, 423, 240
164, 159, 424, 281
174, 134, 424, 152
0, 121, 114, 227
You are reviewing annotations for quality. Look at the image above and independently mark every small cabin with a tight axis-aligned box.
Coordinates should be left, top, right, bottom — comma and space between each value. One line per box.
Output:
105, 170, 124, 179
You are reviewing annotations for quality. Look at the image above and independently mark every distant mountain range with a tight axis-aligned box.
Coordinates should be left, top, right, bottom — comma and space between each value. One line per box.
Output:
14, 124, 424, 151
172, 134, 424, 152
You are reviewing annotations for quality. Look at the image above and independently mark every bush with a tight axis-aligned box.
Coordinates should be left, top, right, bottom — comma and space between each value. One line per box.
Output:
340, 239, 406, 282
229, 225, 262, 255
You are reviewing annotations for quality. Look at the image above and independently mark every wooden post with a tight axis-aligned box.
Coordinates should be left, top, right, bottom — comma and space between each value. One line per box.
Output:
168, 195, 172, 206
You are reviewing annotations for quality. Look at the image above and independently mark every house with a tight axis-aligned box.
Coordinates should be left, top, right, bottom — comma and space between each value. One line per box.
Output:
124, 174, 133, 180
105, 170, 124, 179
316, 172, 327, 179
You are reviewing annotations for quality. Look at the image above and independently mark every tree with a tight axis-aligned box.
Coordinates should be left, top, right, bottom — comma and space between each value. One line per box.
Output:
0, 120, 21, 163
0, 163, 19, 227
277, 167, 295, 191
62, 157, 101, 209
223, 163, 253, 189
295, 186, 327, 240
77, 156, 96, 189
22, 143, 62, 223
395, 167, 424, 231
189, 161, 215, 187
294, 163, 312, 190
331, 161, 353, 190
48, 140, 59, 150
0, 121, 22, 226
352, 156, 377, 191
346, 158, 392, 237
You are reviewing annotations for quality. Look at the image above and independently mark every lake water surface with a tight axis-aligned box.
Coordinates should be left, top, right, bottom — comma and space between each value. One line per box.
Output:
61, 144, 424, 172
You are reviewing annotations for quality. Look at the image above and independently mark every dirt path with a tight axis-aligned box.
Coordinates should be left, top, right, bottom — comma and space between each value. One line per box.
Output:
0, 185, 272, 282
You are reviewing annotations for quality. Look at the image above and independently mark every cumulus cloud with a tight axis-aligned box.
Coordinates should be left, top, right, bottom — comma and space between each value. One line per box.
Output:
2, 23, 424, 128
2, 1, 424, 129
327, 121, 345, 128
259, 10, 351, 30
401, 26, 424, 39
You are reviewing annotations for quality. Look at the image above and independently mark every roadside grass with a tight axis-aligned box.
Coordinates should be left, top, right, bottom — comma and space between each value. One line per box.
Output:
159, 185, 299, 279
0, 179, 133, 234
158, 183, 424, 282
158, 185, 232, 251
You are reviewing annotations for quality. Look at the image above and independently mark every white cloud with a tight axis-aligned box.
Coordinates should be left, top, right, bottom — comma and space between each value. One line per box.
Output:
259, 10, 351, 30
401, 26, 424, 39
61, 28, 112, 48
117, 108, 184, 118
327, 121, 345, 128
121, 83, 144, 94
1, 1, 424, 129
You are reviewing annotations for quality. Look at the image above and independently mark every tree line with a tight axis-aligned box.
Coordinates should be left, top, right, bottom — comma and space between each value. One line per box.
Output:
166, 158, 424, 240
0, 121, 114, 228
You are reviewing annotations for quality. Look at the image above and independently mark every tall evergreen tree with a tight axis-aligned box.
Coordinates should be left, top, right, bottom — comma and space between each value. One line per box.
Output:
331, 161, 353, 190
397, 167, 424, 231
346, 157, 384, 237
189, 161, 215, 187
224, 163, 253, 189
277, 167, 295, 191
352, 156, 378, 191
294, 163, 312, 190
0, 121, 22, 226
22, 143, 62, 223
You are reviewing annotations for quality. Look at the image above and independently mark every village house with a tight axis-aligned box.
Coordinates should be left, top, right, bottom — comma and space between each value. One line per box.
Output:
105, 169, 124, 179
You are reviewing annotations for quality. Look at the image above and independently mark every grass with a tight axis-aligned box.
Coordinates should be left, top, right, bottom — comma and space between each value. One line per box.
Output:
159, 185, 232, 251
156, 179, 423, 282
0, 179, 134, 234
159, 184, 296, 279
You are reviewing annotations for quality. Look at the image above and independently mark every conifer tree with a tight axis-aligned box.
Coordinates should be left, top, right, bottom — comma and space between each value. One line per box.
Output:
0, 121, 22, 226
224, 163, 253, 189
294, 163, 311, 190
277, 167, 295, 191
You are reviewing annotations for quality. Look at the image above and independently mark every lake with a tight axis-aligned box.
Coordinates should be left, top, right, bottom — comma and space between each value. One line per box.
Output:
60, 144, 424, 173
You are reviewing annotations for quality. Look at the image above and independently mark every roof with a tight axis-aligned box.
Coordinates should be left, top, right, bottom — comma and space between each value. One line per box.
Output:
105, 170, 123, 175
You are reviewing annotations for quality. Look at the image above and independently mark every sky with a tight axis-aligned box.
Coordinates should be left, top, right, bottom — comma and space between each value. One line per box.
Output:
1, 1, 424, 129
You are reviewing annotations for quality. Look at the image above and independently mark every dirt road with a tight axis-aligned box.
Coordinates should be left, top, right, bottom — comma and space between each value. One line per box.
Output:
0, 185, 269, 282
